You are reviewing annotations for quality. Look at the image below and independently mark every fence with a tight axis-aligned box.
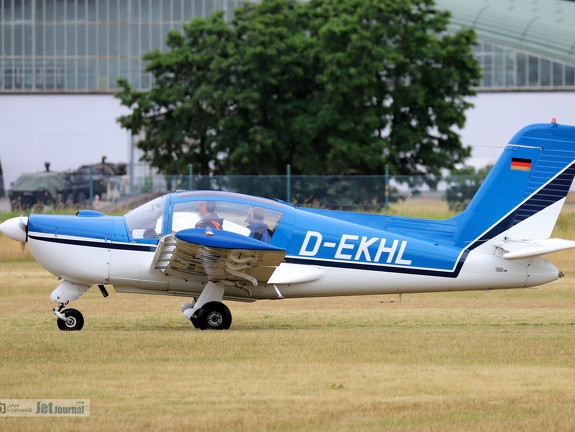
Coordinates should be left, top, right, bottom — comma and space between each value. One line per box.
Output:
6, 170, 487, 213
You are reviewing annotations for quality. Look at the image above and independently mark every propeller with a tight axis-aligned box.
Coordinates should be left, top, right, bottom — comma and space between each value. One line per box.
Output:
18, 215, 28, 232
19, 215, 28, 254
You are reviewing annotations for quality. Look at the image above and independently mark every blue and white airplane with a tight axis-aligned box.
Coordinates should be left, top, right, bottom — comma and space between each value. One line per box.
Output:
2, 121, 575, 331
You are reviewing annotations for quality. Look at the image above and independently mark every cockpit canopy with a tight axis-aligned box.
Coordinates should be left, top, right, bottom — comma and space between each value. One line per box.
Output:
123, 191, 292, 246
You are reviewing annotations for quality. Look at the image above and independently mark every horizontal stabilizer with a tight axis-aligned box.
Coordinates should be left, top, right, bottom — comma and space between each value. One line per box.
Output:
494, 238, 575, 260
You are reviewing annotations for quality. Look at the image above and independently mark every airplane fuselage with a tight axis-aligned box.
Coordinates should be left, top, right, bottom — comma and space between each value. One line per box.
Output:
25, 204, 560, 302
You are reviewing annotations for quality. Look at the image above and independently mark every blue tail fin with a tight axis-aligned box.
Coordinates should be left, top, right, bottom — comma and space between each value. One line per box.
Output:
454, 122, 575, 249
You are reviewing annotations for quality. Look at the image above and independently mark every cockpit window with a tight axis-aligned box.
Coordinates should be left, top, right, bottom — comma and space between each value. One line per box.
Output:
124, 196, 165, 239
172, 200, 283, 243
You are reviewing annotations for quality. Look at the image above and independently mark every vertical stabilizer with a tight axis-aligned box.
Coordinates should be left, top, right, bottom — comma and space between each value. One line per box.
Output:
454, 122, 575, 249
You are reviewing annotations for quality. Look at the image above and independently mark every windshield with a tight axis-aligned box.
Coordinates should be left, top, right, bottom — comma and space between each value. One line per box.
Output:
124, 196, 165, 239
172, 200, 283, 243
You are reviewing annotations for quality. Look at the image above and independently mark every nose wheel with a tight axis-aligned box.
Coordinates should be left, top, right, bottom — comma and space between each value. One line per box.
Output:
55, 308, 84, 331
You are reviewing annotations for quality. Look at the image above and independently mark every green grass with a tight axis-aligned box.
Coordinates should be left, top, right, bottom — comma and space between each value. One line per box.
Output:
382, 199, 457, 219
2, 261, 575, 431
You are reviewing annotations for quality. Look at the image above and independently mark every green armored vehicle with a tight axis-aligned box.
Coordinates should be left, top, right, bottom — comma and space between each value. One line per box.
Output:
9, 170, 70, 211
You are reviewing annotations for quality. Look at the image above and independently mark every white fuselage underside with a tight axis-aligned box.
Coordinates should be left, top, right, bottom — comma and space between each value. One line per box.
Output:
27, 235, 560, 301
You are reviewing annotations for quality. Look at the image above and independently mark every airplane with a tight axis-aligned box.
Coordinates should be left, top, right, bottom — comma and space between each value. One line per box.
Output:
2, 120, 575, 331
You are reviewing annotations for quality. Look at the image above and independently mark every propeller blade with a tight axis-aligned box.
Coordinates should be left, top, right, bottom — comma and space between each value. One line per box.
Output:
19, 215, 28, 231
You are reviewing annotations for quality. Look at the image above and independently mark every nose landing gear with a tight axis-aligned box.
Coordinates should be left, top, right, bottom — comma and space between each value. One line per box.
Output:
50, 281, 91, 331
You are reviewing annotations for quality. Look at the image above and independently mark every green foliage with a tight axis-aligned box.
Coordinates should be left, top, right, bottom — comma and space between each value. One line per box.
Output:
445, 165, 492, 212
117, 0, 481, 179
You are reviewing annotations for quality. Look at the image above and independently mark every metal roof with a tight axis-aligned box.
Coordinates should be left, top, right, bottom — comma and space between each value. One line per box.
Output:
436, 0, 575, 65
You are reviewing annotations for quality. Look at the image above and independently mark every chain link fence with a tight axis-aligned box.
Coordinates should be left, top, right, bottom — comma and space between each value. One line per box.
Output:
6, 170, 488, 214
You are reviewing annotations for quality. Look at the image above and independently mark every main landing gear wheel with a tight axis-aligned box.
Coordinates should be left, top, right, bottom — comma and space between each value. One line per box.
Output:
190, 316, 201, 329
193, 302, 232, 330
56, 308, 84, 331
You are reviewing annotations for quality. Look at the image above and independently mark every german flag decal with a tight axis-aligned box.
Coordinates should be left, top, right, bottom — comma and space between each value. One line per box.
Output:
511, 157, 532, 171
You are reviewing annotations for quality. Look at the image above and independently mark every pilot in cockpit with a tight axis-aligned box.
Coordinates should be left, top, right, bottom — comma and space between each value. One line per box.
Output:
246, 207, 271, 242
195, 201, 224, 230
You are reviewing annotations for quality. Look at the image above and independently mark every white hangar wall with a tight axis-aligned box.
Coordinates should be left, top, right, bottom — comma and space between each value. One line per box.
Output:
0, 92, 574, 190
463, 92, 575, 168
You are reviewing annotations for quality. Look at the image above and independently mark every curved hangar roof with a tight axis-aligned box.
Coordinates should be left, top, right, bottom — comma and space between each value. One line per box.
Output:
436, 0, 575, 65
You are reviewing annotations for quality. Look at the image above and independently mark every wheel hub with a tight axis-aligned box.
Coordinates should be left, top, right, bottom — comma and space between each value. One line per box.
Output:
66, 316, 77, 327
207, 311, 223, 327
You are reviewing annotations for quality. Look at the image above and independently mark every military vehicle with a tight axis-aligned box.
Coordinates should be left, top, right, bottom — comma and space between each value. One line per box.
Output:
9, 159, 127, 211
9, 169, 69, 210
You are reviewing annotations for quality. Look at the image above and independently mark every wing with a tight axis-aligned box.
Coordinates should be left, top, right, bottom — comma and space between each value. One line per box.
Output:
152, 228, 285, 286
494, 238, 575, 260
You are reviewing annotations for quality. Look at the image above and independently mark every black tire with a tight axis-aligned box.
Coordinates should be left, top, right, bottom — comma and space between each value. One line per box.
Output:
190, 316, 201, 329
56, 308, 84, 331
195, 302, 232, 330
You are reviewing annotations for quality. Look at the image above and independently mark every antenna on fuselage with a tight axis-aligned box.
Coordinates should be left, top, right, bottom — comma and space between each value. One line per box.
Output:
394, 193, 412, 216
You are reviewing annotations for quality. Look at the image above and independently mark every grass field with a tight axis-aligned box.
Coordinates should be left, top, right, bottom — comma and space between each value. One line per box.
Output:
2, 201, 575, 431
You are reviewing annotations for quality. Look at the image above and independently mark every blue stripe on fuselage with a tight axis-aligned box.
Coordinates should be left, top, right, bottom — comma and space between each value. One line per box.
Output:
28, 234, 157, 252
286, 249, 469, 278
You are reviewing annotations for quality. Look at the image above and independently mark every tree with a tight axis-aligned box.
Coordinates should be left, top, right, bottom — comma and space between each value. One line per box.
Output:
302, 0, 480, 176
116, 12, 233, 176
216, 0, 321, 175
116, 0, 481, 178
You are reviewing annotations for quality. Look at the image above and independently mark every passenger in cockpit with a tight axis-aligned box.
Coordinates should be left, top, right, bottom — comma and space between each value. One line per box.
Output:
246, 207, 271, 242
195, 201, 224, 230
